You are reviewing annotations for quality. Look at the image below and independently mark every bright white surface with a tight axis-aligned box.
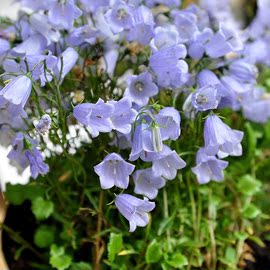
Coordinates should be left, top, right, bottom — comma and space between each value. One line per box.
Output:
0, 0, 20, 19
0, 0, 30, 190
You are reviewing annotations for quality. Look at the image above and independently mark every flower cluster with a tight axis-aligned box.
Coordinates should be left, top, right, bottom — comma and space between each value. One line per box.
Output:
0, 0, 269, 232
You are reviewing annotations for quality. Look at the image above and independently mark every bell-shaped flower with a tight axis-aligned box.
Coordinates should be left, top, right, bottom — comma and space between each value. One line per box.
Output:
54, 47, 78, 82
104, 1, 134, 34
94, 153, 135, 189
7, 133, 49, 179
0, 38, 10, 57
149, 44, 189, 88
125, 72, 159, 107
205, 23, 243, 58
127, 6, 154, 45
115, 194, 155, 232
25, 148, 49, 179
133, 168, 165, 199
73, 98, 114, 138
129, 121, 165, 161
204, 114, 244, 156
192, 85, 219, 111
155, 107, 181, 140
12, 34, 47, 56
0, 75, 32, 118
109, 98, 137, 134
192, 148, 228, 184
48, 0, 82, 30
152, 146, 186, 180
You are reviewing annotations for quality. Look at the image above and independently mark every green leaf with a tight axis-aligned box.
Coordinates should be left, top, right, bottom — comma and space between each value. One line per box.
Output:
236, 175, 262, 196
108, 233, 123, 262
50, 245, 72, 270
5, 183, 45, 205
158, 216, 174, 236
32, 197, 54, 220
166, 254, 188, 269
34, 225, 55, 248
242, 204, 261, 219
146, 239, 162, 264
70, 262, 92, 270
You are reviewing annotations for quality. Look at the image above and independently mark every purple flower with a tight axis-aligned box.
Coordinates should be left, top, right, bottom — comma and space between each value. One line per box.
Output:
7, 132, 49, 179
242, 88, 270, 123
35, 114, 51, 135
155, 107, 181, 140
48, 0, 82, 29
0, 76, 32, 118
0, 38, 10, 56
109, 98, 137, 134
68, 25, 98, 47
127, 6, 154, 45
29, 13, 61, 45
54, 47, 78, 81
188, 28, 213, 60
12, 34, 47, 56
204, 114, 244, 156
229, 59, 258, 84
205, 23, 243, 58
73, 98, 114, 138
25, 148, 49, 179
133, 168, 165, 199
129, 122, 164, 161
172, 11, 198, 43
150, 26, 179, 52
192, 85, 219, 111
125, 72, 159, 107
149, 45, 189, 88
115, 194, 155, 232
104, 1, 134, 34
197, 69, 221, 88
152, 146, 186, 180
192, 148, 228, 184
94, 153, 135, 189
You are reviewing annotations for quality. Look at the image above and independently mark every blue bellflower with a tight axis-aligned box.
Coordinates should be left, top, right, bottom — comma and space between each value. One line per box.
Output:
94, 153, 135, 189
133, 168, 166, 199
115, 194, 155, 232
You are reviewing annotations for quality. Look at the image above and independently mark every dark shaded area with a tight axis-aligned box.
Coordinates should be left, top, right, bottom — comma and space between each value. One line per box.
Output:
245, 235, 270, 270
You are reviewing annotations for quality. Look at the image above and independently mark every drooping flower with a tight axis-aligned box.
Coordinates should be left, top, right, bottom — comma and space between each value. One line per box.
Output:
7, 132, 49, 179
73, 98, 114, 138
48, 0, 82, 30
104, 1, 134, 34
127, 5, 154, 45
155, 107, 181, 140
94, 153, 135, 189
205, 23, 243, 58
133, 168, 165, 199
0, 75, 32, 118
54, 47, 78, 82
125, 72, 159, 107
149, 44, 189, 88
109, 98, 137, 134
203, 114, 244, 156
152, 146, 186, 180
192, 85, 219, 111
25, 148, 49, 179
192, 148, 228, 184
35, 114, 52, 135
115, 194, 155, 232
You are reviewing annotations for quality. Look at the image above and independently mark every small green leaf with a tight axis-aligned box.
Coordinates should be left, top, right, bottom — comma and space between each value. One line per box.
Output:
50, 245, 72, 270
236, 175, 262, 196
242, 204, 261, 219
108, 233, 123, 262
32, 197, 54, 220
34, 225, 55, 248
146, 239, 162, 264
70, 262, 92, 270
158, 216, 174, 236
166, 254, 188, 269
